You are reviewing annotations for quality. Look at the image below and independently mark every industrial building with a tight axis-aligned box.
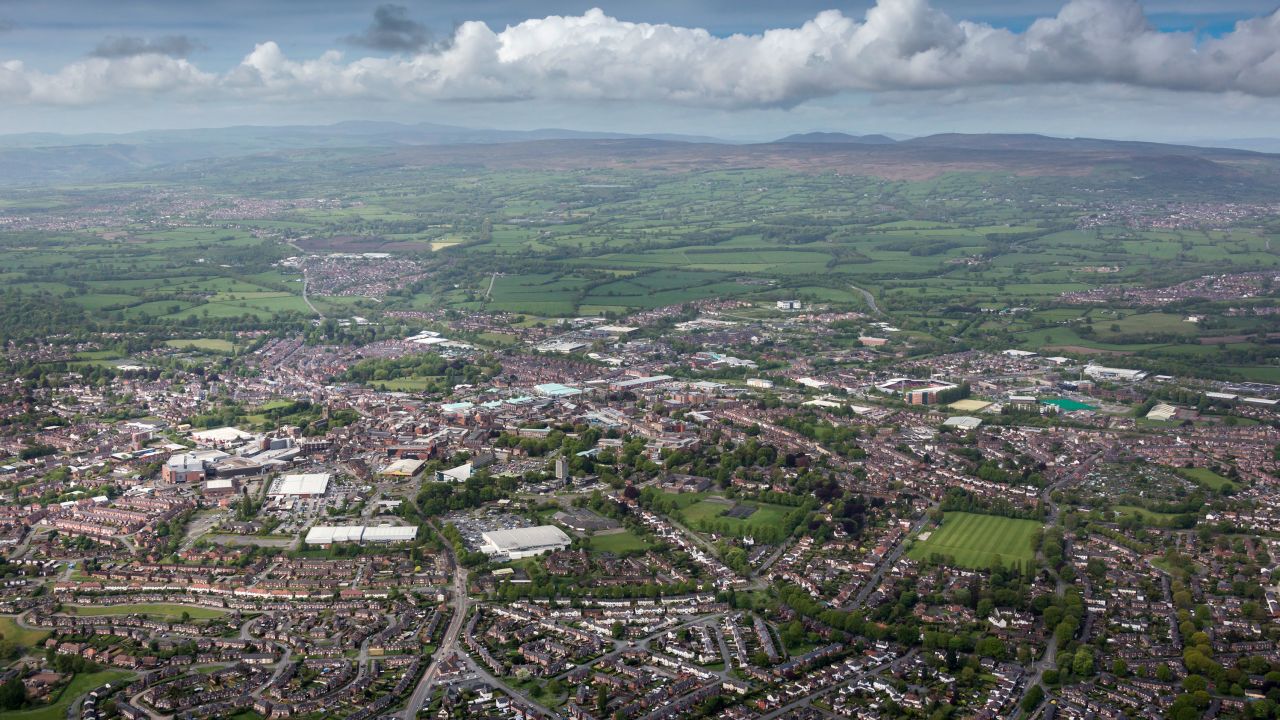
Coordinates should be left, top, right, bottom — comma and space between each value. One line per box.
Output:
162, 453, 206, 484
479, 526, 572, 559
268, 473, 330, 498
304, 525, 418, 547
381, 458, 425, 478
1083, 364, 1148, 382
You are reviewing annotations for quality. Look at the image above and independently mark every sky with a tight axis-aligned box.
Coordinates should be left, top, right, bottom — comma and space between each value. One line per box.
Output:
1, 0, 1280, 141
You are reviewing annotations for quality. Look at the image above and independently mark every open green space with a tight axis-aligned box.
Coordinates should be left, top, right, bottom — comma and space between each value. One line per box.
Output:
0, 671, 133, 720
0, 616, 49, 651
909, 512, 1041, 570
65, 603, 228, 620
164, 338, 236, 353
1176, 467, 1237, 492
586, 529, 651, 554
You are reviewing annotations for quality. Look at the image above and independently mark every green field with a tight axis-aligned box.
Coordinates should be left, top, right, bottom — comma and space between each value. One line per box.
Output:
909, 512, 1041, 569
1177, 467, 1237, 492
0, 616, 49, 650
164, 338, 236, 352
66, 603, 228, 620
587, 530, 651, 554
0, 671, 133, 720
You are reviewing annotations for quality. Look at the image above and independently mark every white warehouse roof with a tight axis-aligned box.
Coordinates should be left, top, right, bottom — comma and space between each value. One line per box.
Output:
269, 473, 331, 496
305, 525, 418, 545
480, 526, 571, 556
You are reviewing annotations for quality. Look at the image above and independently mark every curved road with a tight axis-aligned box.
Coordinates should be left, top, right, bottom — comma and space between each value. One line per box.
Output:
849, 283, 883, 317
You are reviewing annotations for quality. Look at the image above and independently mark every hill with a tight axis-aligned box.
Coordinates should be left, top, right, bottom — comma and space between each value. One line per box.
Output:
775, 132, 896, 145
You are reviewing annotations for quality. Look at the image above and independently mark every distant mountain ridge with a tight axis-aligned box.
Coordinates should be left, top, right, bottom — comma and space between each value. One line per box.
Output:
775, 132, 896, 145
0, 122, 1275, 186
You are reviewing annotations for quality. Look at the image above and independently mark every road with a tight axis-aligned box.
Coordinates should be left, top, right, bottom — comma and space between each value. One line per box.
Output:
758, 648, 917, 719
300, 268, 323, 318
483, 272, 498, 301
1010, 456, 1097, 719
398, 563, 469, 718
853, 505, 935, 607
849, 283, 883, 317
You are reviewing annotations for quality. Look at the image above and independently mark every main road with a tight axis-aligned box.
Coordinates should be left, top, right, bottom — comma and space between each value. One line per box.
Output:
398, 562, 470, 719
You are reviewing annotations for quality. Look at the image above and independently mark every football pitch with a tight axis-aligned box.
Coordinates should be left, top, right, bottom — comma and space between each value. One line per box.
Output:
908, 512, 1041, 570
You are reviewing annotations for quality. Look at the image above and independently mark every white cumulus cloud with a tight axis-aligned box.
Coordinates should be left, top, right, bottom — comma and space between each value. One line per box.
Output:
3, 0, 1280, 108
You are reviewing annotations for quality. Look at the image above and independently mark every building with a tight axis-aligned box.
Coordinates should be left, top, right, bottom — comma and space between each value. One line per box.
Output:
1146, 403, 1179, 421
555, 457, 569, 482
381, 458, 425, 478
534, 383, 583, 398
436, 463, 473, 483
943, 416, 983, 431
746, 378, 774, 390
479, 526, 572, 559
203, 478, 236, 496
776, 300, 804, 310
162, 453, 205, 484
1083, 364, 1148, 382
303, 525, 418, 547
267, 473, 330, 498
190, 426, 255, 447
1008, 395, 1039, 412
906, 384, 957, 405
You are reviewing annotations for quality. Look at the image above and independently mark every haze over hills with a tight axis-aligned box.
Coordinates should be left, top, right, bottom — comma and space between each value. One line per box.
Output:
774, 132, 897, 145
1, 121, 1279, 188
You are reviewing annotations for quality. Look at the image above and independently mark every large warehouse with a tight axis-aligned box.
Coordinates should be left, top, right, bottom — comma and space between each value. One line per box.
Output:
304, 525, 418, 547
268, 473, 331, 498
479, 526, 572, 559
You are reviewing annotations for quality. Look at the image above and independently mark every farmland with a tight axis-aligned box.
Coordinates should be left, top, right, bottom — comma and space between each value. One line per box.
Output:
909, 512, 1041, 570
1, 140, 1278, 383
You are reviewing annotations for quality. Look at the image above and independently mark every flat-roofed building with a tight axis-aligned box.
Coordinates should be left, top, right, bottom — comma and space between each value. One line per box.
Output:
381, 458, 425, 478
162, 453, 205, 484
268, 473, 330, 498
479, 526, 572, 559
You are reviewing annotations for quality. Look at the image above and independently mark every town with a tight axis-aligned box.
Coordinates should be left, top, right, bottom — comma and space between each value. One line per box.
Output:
0, 280, 1276, 720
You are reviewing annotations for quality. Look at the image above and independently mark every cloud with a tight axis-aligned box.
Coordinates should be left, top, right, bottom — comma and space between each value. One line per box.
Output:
0, 19, 14, 33
90, 35, 204, 59
4, 0, 1280, 108
343, 4, 432, 52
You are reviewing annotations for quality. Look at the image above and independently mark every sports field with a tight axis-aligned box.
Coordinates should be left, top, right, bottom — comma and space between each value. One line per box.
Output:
909, 512, 1041, 569
66, 603, 228, 621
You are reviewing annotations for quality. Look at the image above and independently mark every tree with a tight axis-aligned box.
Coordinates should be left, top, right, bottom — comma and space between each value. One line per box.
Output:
1072, 647, 1094, 676
1020, 684, 1044, 713
0, 676, 25, 711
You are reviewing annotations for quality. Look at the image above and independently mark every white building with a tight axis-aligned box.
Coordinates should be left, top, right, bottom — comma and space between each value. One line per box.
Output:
1083, 364, 1148, 382
304, 525, 418, 546
268, 473, 330, 498
436, 463, 473, 483
479, 526, 572, 559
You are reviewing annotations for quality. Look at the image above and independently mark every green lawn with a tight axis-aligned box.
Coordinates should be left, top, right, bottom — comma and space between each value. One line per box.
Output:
1177, 467, 1237, 492
0, 671, 133, 720
587, 530, 651, 554
909, 512, 1041, 570
164, 338, 236, 353
0, 616, 49, 650
66, 603, 228, 621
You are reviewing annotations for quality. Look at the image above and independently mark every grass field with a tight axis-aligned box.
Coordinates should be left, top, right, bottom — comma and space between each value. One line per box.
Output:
164, 338, 236, 353
66, 603, 228, 620
1113, 505, 1187, 526
587, 529, 651, 554
0, 671, 133, 720
909, 512, 1041, 569
0, 616, 49, 650
1177, 467, 1237, 492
